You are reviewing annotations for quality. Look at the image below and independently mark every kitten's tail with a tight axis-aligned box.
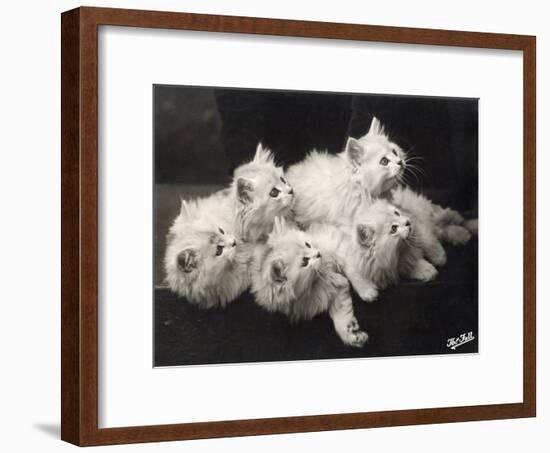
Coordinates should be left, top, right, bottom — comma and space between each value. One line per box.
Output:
463, 218, 478, 236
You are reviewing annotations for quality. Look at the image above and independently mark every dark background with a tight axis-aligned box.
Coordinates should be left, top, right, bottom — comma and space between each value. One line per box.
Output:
153, 85, 478, 366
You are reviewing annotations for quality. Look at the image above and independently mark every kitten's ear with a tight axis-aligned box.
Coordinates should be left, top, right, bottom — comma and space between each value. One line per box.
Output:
367, 116, 385, 136
345, 137, 364, 165
179, 198, 190, 218
177, 249, 198, 273
253, 142, 274, 164
270, 259, 287, 284
272, 216, 288, 236
356, 224, 375, 246
237, 177, 254, 204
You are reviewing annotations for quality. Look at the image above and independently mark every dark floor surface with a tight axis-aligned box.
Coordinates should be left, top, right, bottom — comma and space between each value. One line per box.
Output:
154, 238, 478, 367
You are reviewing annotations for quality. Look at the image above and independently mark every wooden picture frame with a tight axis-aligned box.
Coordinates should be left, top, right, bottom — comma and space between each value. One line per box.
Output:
61, 6, 536, 446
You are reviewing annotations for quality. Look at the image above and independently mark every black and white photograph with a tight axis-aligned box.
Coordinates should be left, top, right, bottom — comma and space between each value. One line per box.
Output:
153, 85, 478, 366
2, 0, 544, 450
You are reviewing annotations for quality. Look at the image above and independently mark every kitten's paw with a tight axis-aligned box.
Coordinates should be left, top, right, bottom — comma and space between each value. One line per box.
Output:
410, 260, 438, 282
357, 286, 378, 302
438, 208, 464, 225
342, 319, 369, 348
428, 245, 447, 267
445, 225, 472, 246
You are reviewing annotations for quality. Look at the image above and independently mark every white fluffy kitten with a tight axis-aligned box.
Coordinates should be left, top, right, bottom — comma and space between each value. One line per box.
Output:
288, 115, 474, 264
325, 199, 438, 303
251, 218, 368, 348
286, 117, 406, 228
230, 144, 295, 242
164, 192, 250, 309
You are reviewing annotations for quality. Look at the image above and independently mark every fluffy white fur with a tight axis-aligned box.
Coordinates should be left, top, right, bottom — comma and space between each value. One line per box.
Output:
463, 218, 478, 235
164, 192, 251, 309
287, 116, 476, 255
389, 186, 473, 256
286, 117, 407, 228
321, 199, 438, 302
230, 143, 296, 242
251, 218, 368, 347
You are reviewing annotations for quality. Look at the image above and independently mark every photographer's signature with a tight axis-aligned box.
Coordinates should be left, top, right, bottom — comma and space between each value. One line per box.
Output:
446, 331, 475, 350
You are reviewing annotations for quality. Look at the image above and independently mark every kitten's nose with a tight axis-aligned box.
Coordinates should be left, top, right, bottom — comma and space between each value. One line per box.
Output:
405, 220, 411, 227
316, 252, 321, 258
289, 188, 294, 195
398, 160, 404, 167
232, 240, 237, 247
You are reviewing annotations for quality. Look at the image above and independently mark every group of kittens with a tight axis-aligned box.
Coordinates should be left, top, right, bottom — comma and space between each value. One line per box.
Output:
164, 117, 477, 347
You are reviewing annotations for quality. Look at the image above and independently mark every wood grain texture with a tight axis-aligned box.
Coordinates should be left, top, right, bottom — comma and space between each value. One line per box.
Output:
60, 7, 81, 445
522, 37, 536, 416
61, 6, 536, 446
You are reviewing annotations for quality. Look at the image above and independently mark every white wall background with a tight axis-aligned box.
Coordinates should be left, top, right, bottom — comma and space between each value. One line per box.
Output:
0, 0, 546, 451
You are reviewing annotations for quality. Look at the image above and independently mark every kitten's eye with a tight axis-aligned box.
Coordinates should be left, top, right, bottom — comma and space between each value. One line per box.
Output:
394, 210, 400, 216
218, 227, 225, 235
392, 149, 398, 156
305, 242, 311, 248
270, 188, 280, 198
301, 257, 310, 267
280, 176, 287, 184
215, 245, 224, 256
391, 225, 398, 234
380, 157, 389, 166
